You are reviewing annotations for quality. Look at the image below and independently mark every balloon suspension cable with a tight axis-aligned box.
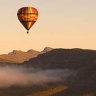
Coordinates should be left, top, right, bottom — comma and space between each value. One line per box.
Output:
27, 30, 29, 34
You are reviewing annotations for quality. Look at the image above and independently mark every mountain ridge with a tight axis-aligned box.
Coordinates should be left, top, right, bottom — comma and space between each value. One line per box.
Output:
0, 48, 96, 95
0, 47, 53, 63
23, 48, 96, 69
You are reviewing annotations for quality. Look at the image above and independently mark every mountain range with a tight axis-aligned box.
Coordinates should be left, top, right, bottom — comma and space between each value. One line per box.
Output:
23, 48, 96, 69
0, 47, 96, 96
0, 47, 53, 63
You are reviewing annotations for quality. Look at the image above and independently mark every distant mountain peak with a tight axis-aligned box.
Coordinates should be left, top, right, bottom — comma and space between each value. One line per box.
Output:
42, 47, 53, 53
0, 49, 40, 63
0, 47, 54, 63
27, 49, 39, 53
8, 50, 24, 55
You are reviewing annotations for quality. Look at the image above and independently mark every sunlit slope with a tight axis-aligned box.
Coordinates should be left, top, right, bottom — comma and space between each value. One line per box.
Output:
27, 85, 68, 96
0, 47, 53, 63
0, 50, 39, 63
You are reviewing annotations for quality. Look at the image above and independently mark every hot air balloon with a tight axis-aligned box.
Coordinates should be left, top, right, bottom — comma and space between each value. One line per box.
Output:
17, 7, 38, 34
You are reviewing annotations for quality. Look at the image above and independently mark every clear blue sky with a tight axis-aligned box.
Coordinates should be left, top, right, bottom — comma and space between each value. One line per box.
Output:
0, 0, 96, 54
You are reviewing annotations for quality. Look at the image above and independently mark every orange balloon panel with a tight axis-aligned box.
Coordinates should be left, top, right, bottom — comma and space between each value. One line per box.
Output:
17, 7, 38, 32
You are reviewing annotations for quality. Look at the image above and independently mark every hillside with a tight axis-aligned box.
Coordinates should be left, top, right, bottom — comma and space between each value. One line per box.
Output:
0, 49, 39, 63
22, 48, 96, 95
27, 85, 68, 96
0, 48, 96, 96
23, 48, 96, 69
0, 47, 53, 63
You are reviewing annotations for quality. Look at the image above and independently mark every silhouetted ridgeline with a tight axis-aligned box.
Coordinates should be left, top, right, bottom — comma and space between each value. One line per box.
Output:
22, 48, 96, 96
23, 48, 96, 69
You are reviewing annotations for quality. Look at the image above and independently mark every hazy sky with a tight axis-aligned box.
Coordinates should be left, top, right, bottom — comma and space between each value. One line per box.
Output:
0, 0, 96, 54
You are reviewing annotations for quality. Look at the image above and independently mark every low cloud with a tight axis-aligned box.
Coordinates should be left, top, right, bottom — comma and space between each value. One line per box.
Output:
0, 65, 75, 87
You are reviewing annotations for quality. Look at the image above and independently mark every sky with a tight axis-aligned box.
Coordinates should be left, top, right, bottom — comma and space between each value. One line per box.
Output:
0, 0, 96, 54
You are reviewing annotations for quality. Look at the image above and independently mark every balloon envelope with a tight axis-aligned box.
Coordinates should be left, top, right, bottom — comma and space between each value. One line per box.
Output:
17, 7, 38, 33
